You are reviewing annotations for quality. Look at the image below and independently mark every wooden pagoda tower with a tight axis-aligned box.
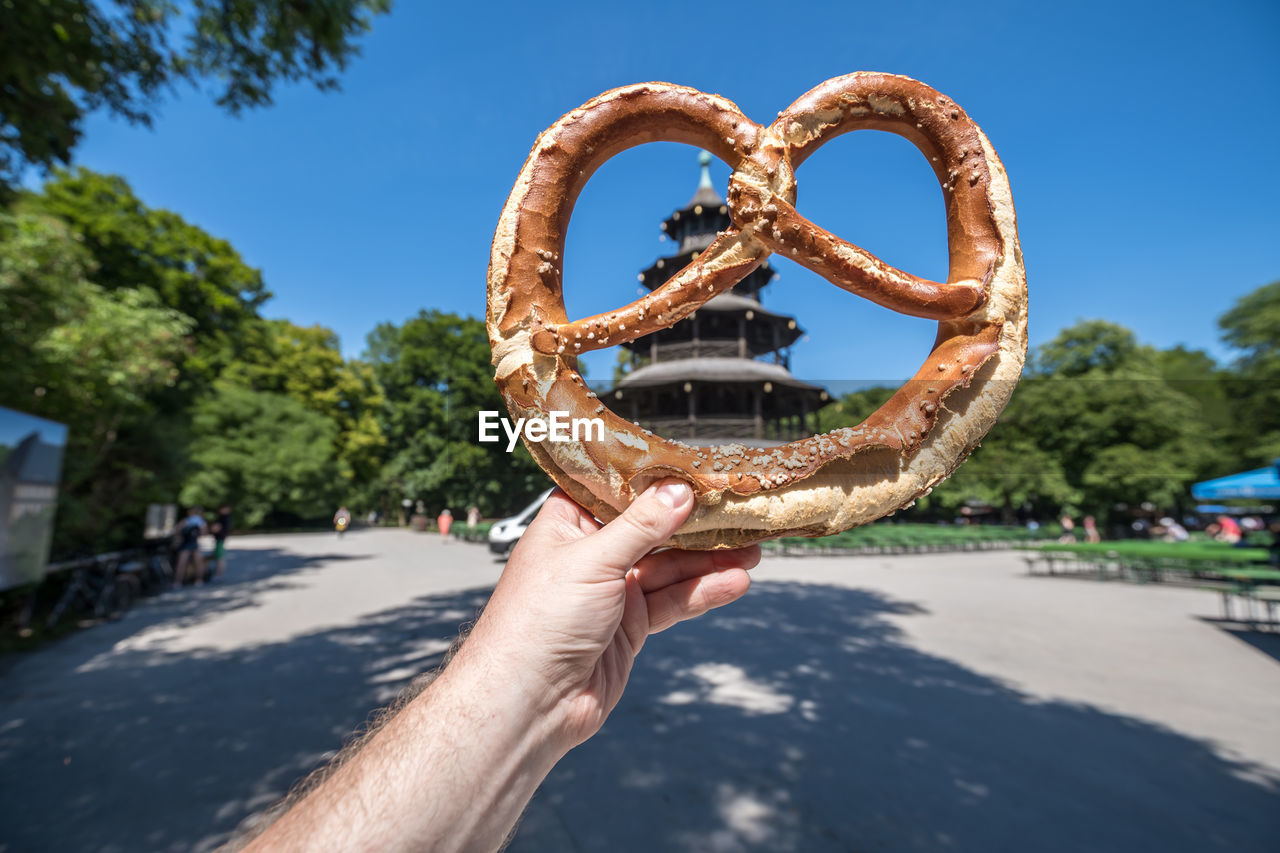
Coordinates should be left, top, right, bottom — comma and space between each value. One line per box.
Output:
607, 152, 829, 446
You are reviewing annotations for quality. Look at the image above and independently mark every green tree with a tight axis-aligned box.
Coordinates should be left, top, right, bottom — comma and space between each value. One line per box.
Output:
815, 385, 897, 432
181, 382, 340, 527
928, 435, 1078, 522
1153, 345, 1229, 426
1220, 281, 1280, 373
1013, 326, 1220, 517
982, 322, 1221, 519
5, 171, 277, 551
1032, 319, 1140, 376
1219, 280, 1280, 463
221, 319, 386, 485
0, 213, 91, 382
20, 169, 269, 378
816, 322, 1225, 522
0, 0, 392, 186
1080, 444, 1195, 511
367, 310, 546, 516
0, 212, 193, 552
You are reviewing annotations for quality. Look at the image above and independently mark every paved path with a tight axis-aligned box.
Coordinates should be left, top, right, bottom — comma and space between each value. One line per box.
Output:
2, 529, 1278, 851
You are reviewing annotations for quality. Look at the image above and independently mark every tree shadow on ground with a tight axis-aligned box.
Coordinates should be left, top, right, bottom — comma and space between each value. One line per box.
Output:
513, 583, 1280, 852
1, 545, 369, 680
0, 581, 1276, 852
0, 582, 488, 851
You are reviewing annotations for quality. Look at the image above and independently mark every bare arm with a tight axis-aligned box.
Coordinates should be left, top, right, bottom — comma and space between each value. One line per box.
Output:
246, 480, 757, 852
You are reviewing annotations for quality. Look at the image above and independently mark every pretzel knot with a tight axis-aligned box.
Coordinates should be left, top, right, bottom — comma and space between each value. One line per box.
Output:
487, 72, 1028, 549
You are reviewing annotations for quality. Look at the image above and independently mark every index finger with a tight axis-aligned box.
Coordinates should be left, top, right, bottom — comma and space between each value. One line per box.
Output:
633, 545, 762, 593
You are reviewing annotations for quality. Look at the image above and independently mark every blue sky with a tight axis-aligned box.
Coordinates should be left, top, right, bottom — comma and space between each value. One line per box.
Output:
59, 0, 1279, 382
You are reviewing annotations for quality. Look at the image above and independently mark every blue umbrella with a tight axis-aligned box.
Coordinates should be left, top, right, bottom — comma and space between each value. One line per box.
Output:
1191, 460, 1280, 500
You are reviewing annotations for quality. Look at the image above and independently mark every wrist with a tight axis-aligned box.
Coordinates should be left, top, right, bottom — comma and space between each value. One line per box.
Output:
445, 625, 579, 756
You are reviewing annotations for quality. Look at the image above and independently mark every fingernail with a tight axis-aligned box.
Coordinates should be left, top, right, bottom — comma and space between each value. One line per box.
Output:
653, 481, 692, 509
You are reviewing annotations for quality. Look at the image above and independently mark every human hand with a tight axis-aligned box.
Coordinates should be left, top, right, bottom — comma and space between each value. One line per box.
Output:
466, 480, 758, 749
242, 480, 756, 853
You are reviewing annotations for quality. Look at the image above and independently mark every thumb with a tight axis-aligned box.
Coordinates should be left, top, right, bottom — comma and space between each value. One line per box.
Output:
591, 479, 695, 574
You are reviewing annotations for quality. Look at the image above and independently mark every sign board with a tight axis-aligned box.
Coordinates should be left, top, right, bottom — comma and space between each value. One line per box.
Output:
0, 407, 67, 591
145, 504, 177, 541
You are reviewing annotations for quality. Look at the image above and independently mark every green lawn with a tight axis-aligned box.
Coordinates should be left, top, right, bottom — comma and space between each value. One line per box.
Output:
767, 523, 1058, 553
1028, 540, 1269, 564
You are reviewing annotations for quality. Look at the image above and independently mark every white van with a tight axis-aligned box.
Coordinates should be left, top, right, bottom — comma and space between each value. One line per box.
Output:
487, 488, 554, 556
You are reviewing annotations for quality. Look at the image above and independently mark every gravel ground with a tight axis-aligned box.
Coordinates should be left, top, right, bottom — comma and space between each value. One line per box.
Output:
2, 528, 1277, 852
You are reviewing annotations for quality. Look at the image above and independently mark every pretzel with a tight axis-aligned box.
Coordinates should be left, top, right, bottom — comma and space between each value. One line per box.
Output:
487, 72, 1027, 549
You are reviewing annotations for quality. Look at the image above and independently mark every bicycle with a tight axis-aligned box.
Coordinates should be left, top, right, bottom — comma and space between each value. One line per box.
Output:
130, 541, 174, 593
45, 554, 140, 630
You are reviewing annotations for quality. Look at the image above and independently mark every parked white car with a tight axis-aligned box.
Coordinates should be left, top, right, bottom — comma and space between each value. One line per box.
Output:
487, 488, 554, 556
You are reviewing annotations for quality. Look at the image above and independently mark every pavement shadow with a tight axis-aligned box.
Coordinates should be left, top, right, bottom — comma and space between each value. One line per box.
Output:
0, 546, 412, 853
513, 582, 1280, 852
1, 581, 1277, 852
1, 545, 369, 680
1203, 619, 1280, 665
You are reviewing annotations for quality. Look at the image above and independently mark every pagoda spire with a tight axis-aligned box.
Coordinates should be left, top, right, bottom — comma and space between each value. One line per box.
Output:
689, 149, 723, 206
698, 150, 713, 189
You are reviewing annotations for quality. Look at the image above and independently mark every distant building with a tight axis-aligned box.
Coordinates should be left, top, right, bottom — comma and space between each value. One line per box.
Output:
606, 152, 829, 446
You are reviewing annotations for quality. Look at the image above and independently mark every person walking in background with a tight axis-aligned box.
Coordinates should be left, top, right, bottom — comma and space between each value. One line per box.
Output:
334, 506, 352, 538
172, 506, 208, 588
210, 504, 232, 579
1058, 514, 1077, 543
466, 506, 481, 529
1082, 515, 1101, 544
437, 508, 453, 541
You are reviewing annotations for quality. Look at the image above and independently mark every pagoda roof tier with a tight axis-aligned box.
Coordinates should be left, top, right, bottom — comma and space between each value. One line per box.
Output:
620, 292, 803, 352
616, 358, 825, 394
658, 150, 733, 255
697, 292, 792, 318
660, 202, 731, 255
639, 251, 774, 296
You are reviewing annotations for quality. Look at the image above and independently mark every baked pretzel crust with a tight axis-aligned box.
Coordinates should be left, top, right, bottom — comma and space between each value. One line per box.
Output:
487, 73, 1027, 549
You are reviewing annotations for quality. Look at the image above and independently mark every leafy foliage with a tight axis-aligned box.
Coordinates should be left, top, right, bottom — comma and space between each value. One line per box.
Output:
367, 310, 546, 516
1031, 319, 1140, 377
5, 162, 1277, 552
0, 0, 391, 186
181, 382, 340, 527
221, 319, 386, 485
821, 319, 1233, 522
0, 211, 193, 552
1219, 280, 1280, 464
1220, 280, 1280, 371
929, 437, 1077, 522
19, 169, 269, 378
815, 385, 896, 432
0, 212, 94, 380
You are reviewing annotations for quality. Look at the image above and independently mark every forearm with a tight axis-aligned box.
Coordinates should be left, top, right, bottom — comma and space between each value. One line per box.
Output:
242, 482, 750, 852
247, 639, 567, 853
